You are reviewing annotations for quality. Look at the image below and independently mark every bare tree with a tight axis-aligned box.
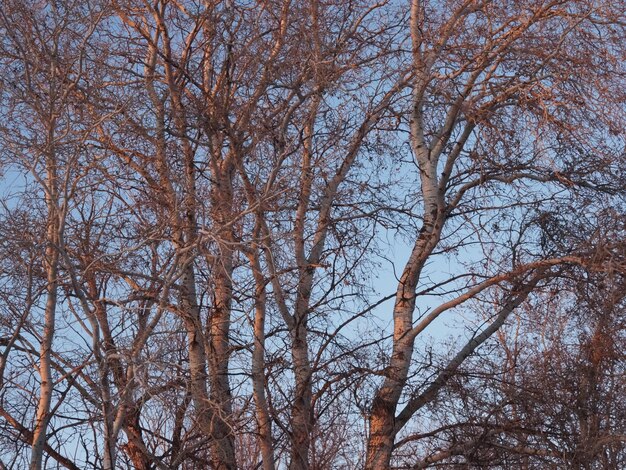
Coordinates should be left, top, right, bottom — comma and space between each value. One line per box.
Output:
0, 1, 106, 468
0, 1, 623, 469
405, 218, 626, 468
366, 0, 626, 467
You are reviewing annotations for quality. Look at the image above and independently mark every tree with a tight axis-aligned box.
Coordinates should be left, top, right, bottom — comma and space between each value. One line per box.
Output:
405, 220, 626, 468
0, 1, 106, 468
365, 0, 626, 467
0, 1, 624, 469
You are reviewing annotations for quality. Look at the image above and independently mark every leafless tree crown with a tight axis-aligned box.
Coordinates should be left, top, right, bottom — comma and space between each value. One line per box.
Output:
0, 0, 624, 469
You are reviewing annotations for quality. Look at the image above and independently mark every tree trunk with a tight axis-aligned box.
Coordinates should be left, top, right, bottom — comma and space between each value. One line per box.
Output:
30, 146, 61, 470
248, 248, 276, 470
30, 244, 58, 470
289, 324, 313, 470
365, 58, 445, 464
207, 166, 237, 470
123, 408, 151, 470
208, 268, 237, 470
